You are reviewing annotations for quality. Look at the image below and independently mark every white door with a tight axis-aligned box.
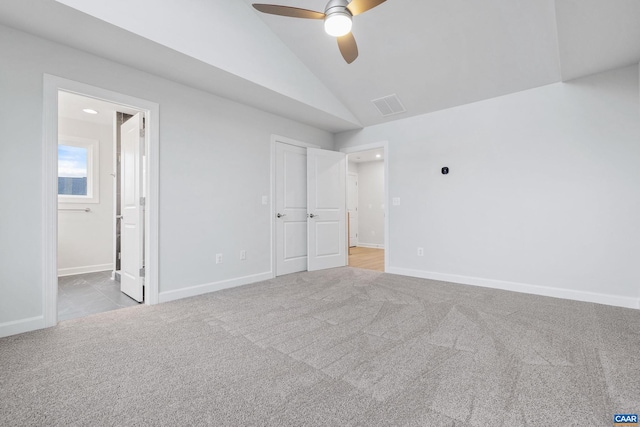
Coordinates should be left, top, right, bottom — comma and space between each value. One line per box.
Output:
347, 172, 358, 247
307, 148, 346, 271
120, 113, 144, 302
275, 143, 308, 275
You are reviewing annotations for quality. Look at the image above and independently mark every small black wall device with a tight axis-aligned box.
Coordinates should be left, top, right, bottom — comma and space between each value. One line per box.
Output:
441, 167, 449, 175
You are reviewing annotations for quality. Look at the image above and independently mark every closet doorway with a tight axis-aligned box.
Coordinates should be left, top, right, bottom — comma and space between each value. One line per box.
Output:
343, 143, 389, 272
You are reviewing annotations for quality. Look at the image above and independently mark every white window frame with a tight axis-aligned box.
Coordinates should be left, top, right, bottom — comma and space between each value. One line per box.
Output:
58, 135, 100, 204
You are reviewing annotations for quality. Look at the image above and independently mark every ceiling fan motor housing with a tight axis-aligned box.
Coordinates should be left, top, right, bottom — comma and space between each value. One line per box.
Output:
325, 0, 351, 15
324, 0, 353, 37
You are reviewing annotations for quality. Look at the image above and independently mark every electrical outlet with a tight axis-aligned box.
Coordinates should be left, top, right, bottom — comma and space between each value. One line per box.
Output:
417, 247, 424, 256
216, 253, 223, 264
392, 197, 401, 206
240, 250, 246, 260
261, 196, 268, 205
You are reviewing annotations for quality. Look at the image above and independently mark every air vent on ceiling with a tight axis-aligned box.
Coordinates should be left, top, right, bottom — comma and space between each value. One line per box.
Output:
371, 94, 406, 117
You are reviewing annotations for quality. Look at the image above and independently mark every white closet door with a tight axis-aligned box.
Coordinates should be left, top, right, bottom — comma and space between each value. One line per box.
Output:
307, 148, 346, 271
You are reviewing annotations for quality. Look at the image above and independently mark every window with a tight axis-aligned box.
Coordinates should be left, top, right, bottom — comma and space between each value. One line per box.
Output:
58, 136, 99, 203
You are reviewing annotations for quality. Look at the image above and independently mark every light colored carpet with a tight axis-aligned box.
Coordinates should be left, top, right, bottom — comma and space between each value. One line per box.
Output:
1, 267, 639, 426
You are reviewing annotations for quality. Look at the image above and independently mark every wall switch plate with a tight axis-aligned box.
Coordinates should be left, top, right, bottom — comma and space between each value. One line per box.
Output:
262, 196, 268, 205
216, 253, 223, 264
417, 247, 424, 256
392, 197, 401, 206
240, 250, 246, 260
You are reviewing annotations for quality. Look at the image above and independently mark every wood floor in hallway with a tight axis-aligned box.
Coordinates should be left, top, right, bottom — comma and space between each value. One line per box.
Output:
348, 246, 384, 271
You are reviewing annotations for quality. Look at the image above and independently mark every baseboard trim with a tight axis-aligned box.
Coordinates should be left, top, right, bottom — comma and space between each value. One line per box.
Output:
159, 271, 273, 303
356, 243, 385, 249
0, 315, 45, 338
58, 264, 113, 277
386, 267, 640, 310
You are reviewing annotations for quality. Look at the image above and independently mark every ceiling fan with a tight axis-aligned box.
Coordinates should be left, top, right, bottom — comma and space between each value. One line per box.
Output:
252, 0, 386, 64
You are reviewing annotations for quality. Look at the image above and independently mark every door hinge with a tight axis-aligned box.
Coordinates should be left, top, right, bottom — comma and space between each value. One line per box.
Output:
140, 196, 146, 206
139, 267, 145, 277
140, 128, 146, 138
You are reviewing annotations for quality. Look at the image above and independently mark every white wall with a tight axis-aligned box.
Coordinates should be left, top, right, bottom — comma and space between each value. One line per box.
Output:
336, 65, 640, 308
57, 118, 113, 275
348, 161, 359, 174
357, 161, 385, 248
0, 24, 333, 336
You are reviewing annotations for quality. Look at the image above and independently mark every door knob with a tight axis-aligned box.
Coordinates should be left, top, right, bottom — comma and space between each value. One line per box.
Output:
309, 213, 317, 218
277, 213, 286, 218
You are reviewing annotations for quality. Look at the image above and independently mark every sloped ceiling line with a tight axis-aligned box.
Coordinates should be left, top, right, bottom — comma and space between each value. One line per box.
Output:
0, 0, 638, 131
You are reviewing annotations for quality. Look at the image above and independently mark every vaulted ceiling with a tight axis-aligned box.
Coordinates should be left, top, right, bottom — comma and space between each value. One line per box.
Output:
1, 0, 638, 132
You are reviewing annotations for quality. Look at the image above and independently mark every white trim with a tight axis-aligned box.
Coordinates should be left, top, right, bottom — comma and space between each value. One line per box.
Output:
347, 171, 358, 247
386, 267, 640, 310
112, 111, 118, 279
43, 77, 58, 330
43, 75, 160, 331
270, 135, 320, 278
159, 272, 273, 303
340, 141, 389, 272
356, 243, 385, 249
0, 316, 45, 338
58, 263, 113, 277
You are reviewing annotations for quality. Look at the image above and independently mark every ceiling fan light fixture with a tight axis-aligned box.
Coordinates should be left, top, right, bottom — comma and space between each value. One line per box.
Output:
324, 11, 352, 37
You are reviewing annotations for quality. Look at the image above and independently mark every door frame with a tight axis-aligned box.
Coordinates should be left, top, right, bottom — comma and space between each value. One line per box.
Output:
347, 171, 358, 248
269, 135, 319, 278
43, 75, 160, 328
340, 141, 389, 272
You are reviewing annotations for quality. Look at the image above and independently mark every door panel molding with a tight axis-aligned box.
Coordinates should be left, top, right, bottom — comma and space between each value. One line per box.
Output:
270, 135, 320, 277
307, 148, 346, 271
120, 113, 144, 302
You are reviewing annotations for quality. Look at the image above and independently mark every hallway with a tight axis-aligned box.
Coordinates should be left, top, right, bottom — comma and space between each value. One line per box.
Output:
348, 247, 384, 271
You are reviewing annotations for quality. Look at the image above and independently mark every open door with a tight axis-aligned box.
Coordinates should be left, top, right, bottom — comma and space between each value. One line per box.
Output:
275, 142, 308, 275
120, 113, 144, 302
307, 148, 347, 271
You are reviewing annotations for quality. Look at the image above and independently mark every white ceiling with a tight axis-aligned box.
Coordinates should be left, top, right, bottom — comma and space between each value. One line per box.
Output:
59, 91, 139, 125
1, 0, 638, 133
348, 148, 384, 163
244, 0, 563, 127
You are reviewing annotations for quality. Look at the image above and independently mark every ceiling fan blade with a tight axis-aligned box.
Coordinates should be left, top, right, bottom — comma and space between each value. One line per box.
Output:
252, 4, 325, 19
337, 33, 358, 64
346, 0, 386, 16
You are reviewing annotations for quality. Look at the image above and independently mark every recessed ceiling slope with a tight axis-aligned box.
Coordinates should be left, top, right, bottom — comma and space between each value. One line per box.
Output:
246, 0, 563, 127
247, 0, 639, 127
2, 0, 637, 132
51, 0, 360, 127
0, 0, 361, 132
